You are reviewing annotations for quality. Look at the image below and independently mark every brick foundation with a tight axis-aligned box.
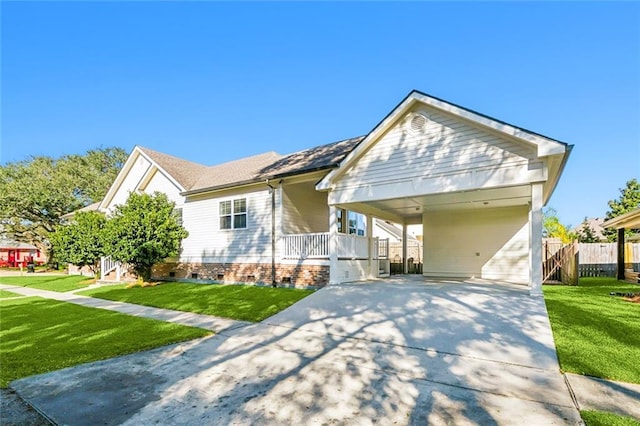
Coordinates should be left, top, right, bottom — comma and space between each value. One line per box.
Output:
152, 262, 329, 288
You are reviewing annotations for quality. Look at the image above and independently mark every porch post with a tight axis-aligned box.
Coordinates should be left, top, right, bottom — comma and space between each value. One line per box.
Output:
617, 228, 625, 280
530, 183, 543, 296
366, 214, 374, 279
329, 205, 339, 284
402, 223, 408, 274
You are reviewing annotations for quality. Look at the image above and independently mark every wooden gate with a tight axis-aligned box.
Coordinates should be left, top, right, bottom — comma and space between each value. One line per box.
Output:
543, 240, 579, 285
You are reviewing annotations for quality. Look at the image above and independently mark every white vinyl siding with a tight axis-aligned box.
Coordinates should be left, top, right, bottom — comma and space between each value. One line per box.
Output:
282, 182, 329, 234
422, 206, 529, 284
337, 107, 537, 191
142, 169, 185, 206
180, 188, 275, 263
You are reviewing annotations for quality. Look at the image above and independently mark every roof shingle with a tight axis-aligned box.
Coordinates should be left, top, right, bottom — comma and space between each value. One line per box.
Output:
141, 136, 363, 195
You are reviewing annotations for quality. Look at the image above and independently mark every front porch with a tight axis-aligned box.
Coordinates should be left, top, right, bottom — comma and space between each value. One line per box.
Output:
281, 232, 391, 281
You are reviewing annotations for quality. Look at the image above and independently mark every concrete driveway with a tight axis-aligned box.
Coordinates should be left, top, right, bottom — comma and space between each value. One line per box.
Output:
12, 278, 581, 425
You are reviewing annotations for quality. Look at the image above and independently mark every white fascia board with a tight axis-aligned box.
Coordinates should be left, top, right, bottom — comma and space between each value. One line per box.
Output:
137, 152, 186, 194
98, 146, 142, 210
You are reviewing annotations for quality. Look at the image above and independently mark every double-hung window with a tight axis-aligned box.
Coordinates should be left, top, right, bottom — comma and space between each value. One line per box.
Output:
220, 198, 247, 230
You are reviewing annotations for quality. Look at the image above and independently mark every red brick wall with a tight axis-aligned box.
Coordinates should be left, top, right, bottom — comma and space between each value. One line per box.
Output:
152, 262, 329, 288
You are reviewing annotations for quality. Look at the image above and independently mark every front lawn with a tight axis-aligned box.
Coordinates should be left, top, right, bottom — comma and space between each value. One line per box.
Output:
0, 275, 94, 292
544, 277, 640, 384
79, 282, 314, 322
0, 296, 209, 387
0, 289, 21, 299
581, 410, 640, 426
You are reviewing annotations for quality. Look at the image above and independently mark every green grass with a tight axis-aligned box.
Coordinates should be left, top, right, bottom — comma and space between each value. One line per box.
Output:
79, 282, 314, 322
544, 277, 640, 383
581, 410, 640, 426
0, 296, 210, 387
0, 275, 95, 292
0, 289, 22, 298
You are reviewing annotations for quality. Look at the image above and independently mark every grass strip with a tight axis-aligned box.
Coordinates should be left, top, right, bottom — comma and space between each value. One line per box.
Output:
80, 282, 314, 322
544, 277, 640, 384
0, 275, 95, 292
581, 410, 640, 426
0, 296, 210, 387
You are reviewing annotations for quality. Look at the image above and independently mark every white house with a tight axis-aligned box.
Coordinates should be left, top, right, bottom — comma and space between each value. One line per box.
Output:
98, 90, 571, 295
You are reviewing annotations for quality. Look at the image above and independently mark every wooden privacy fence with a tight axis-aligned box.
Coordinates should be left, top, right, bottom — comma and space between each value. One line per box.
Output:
578, 242, 640, 277
543, 241, 640, 282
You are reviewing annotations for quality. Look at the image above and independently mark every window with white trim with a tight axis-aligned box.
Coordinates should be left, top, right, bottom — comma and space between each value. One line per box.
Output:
348, 211, 366, 236
173, 208, 183, 226
220, 198, 247, 230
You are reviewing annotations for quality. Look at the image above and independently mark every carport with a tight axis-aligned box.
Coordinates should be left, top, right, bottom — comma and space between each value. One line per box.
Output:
317, 90, 572, 295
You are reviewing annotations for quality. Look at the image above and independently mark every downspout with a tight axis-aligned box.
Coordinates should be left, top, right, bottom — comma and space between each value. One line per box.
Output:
266, 180, 276, 287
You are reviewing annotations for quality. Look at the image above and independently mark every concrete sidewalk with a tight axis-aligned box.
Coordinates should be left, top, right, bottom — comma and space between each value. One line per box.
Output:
565, 373, 640, 420
0, 283, 250, 333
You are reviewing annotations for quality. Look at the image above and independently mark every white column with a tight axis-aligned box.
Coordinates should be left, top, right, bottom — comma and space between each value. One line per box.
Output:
276, 182, 284, 261
100, 257, 105, 281
530, 183, 543, 296
329, 205, 339, 284
402, 223, 408, 274
366, 215, 374, 279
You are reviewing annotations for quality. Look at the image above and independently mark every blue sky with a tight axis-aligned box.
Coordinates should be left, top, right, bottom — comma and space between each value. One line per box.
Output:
2, 2, 639, 228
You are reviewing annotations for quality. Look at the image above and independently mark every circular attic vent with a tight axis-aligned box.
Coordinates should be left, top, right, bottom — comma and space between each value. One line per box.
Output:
409, 113, 428, 133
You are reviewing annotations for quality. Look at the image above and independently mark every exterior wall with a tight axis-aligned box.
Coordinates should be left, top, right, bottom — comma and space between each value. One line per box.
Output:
0, 248, 47, 266
106, 155, 152, 212
329, 106, 543, 205
422, 206, 530, 284
141, 169, 185, 206
152, 261, 328, 288
334, 259, 373, 282
179, 186, 277, 264
282, 182, 329, 234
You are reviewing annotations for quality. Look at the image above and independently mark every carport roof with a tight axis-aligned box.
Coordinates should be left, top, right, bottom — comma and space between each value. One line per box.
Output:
602, 208, 640, 230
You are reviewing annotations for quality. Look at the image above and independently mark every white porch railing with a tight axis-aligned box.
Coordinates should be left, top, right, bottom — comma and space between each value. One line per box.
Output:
336, 234, 369, 259
100, 255, 122, 281
282, 233, 330, 259
282, 233, 372, 260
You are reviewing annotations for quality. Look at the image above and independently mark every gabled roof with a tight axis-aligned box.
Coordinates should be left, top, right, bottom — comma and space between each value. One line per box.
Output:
138, 146, 210, 191
182, 136, 363, 195
0, 238, 38, 250
317, 89, 572, 204
186, 152, 283, 195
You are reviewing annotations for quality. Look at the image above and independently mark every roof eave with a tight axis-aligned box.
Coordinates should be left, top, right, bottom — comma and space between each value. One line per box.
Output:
182, 166, 339, 197
602, 208, 640, 229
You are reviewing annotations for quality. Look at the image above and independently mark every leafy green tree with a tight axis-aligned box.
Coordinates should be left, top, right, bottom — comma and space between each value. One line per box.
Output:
50, 211, 107, 275
0, 147, 127, 256
104, 192, 188, 282
604, 178, 640, 242
543, 207, 576, 243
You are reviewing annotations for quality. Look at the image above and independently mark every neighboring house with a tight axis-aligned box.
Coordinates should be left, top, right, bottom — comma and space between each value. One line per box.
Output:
97, 90, 571, 295
573, 217, 607, 242
0, 238, 47, 267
